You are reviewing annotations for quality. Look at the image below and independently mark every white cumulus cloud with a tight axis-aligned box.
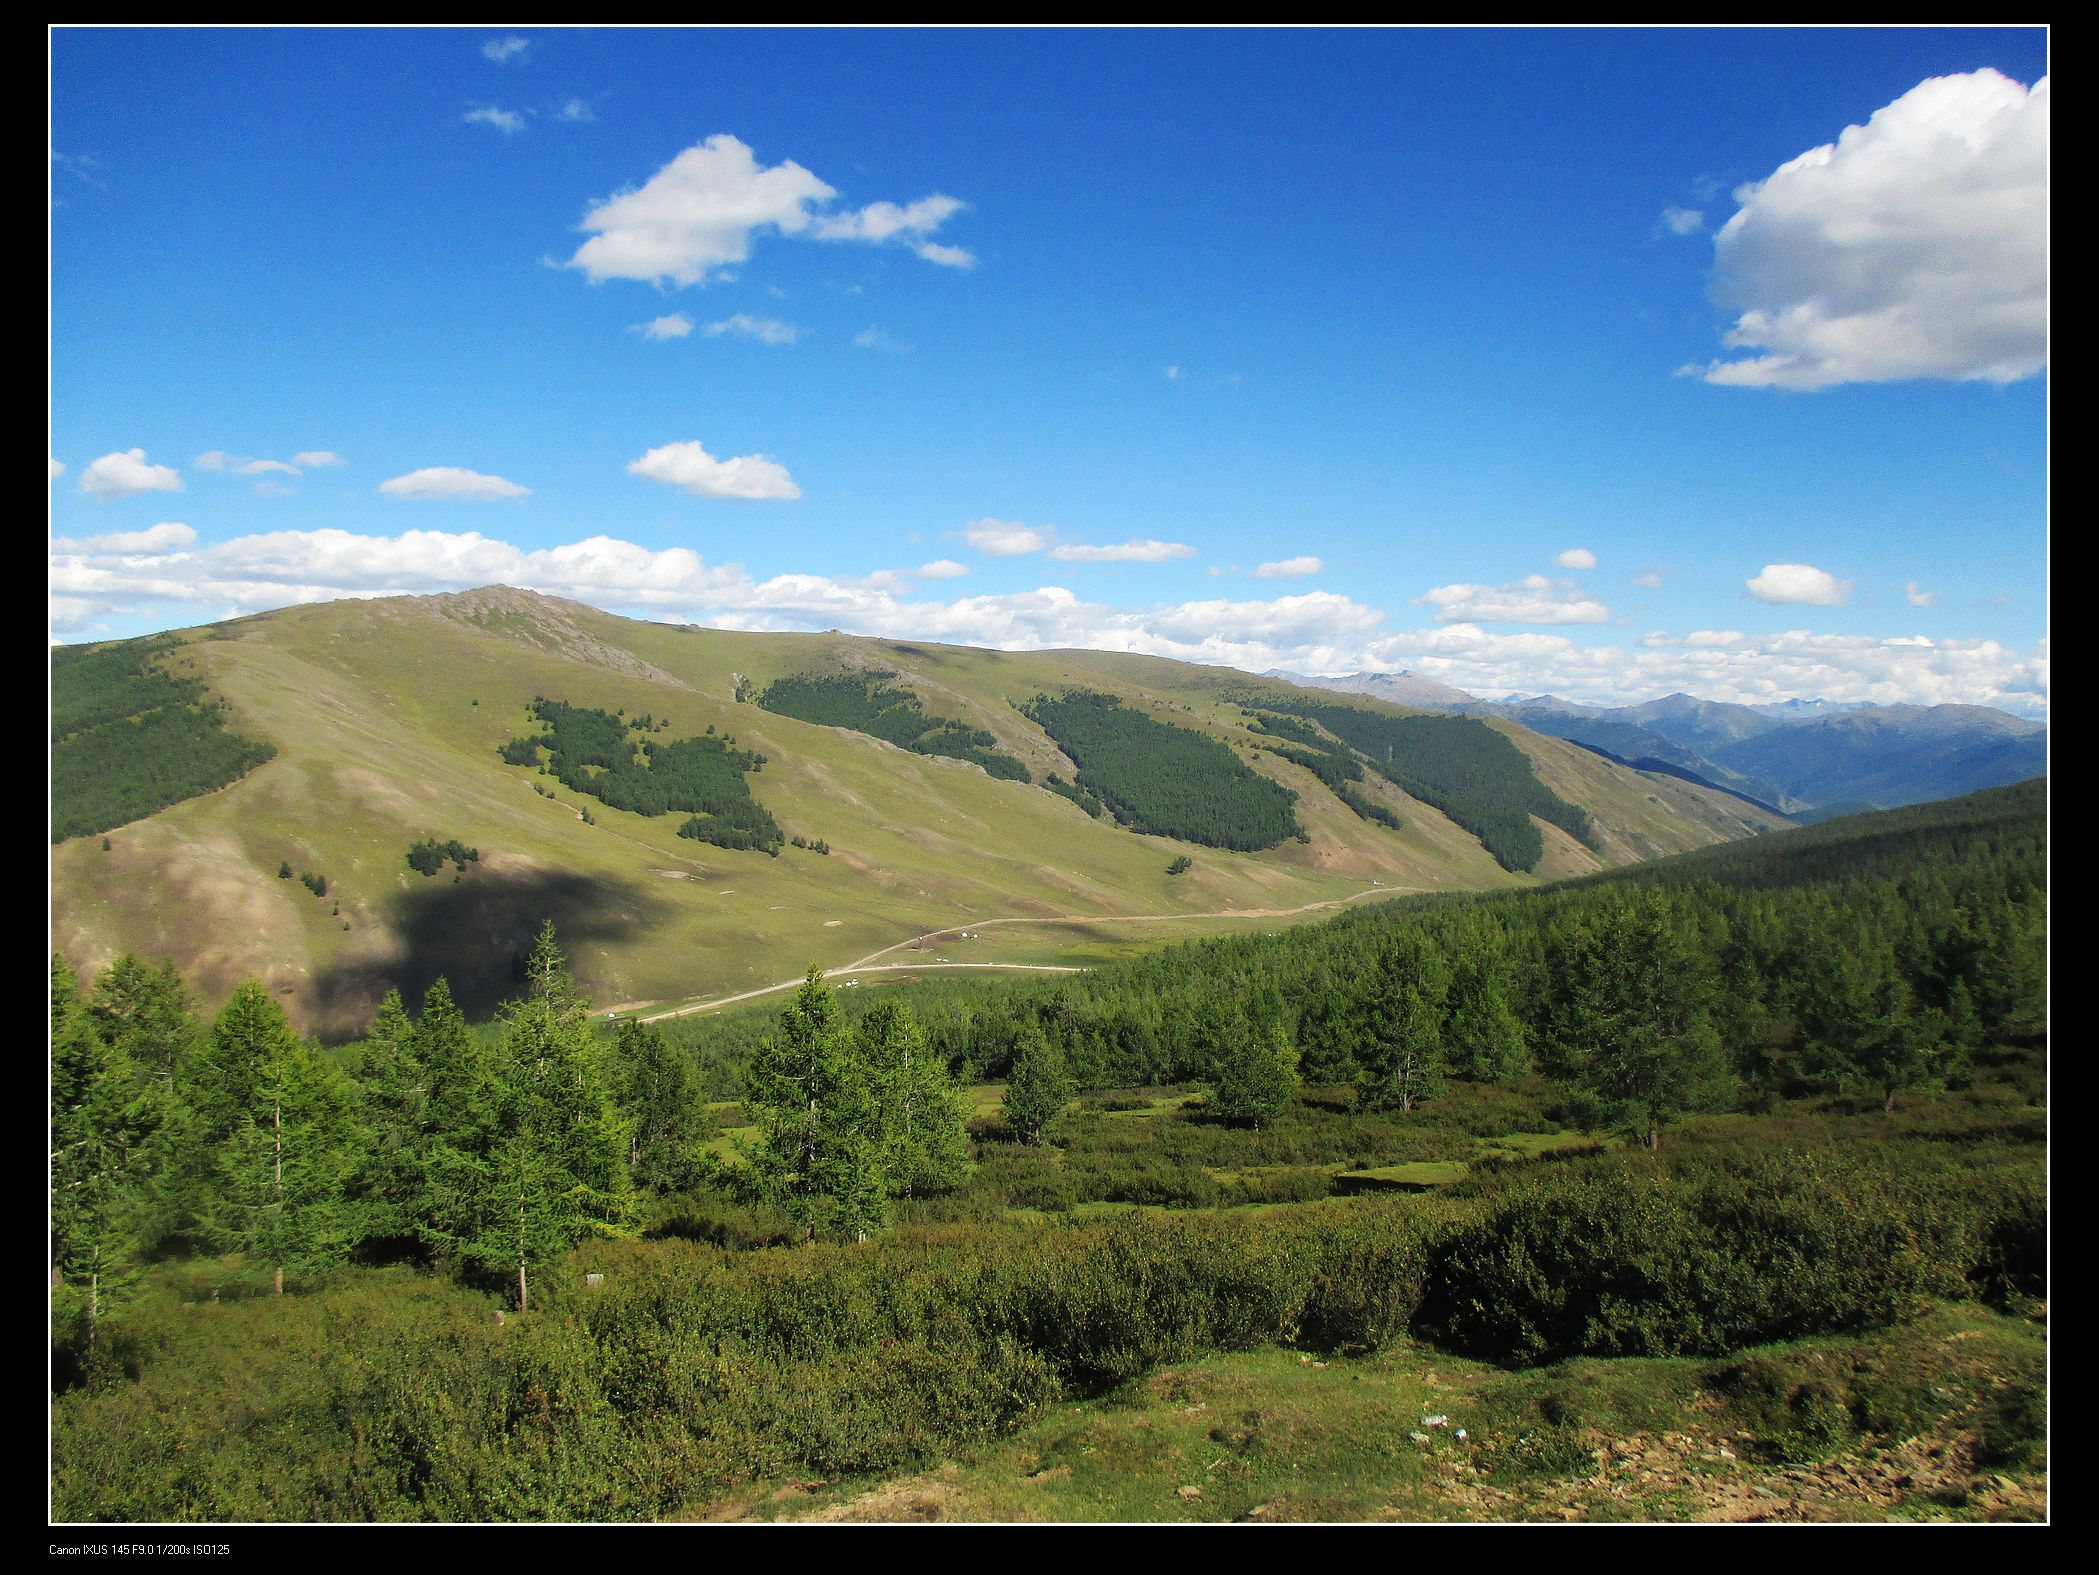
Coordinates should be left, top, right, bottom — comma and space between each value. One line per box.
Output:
1415, 574, 1610, 625
1906, 582, 1940, 607
564, 134, 971, 288
1698, 69, 2048, 390
627, 439, 800, 501
78, 449, 182, 499
378, 467, 530, 501
1660, 206, 1706, 237
1746, 563, 1851, 606
483, 36, 529, 63
1553, 548, 1597, 570
293, 451, 344, 469
49, 458, 65, 480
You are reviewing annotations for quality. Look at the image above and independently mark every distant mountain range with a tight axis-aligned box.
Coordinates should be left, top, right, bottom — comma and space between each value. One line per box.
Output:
1268, 672, 2046, 815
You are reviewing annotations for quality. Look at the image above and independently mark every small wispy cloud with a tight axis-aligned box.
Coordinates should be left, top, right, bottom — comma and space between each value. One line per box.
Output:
483, 35, 530, 64
853, 325, 909, 353
464, 106, 527, 135
1659, 205, 1705, 237
555, 97, 595, 123
1905, 582, 1940, 607
705, 313, 799, 346
379, 466, 530, 501
1255, 557, 1322, 579
632, 313, 695, 341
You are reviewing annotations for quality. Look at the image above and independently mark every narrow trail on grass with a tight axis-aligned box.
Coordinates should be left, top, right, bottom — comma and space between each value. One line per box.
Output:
629, 884, 1418, 1023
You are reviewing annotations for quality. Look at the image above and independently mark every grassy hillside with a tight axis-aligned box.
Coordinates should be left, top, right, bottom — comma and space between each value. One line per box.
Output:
50, 588, 1788, 1038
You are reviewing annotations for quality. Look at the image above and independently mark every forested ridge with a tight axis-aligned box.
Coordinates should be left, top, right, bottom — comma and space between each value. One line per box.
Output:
756, 670, 1032, 781
51, 638, 277, 843
1024, 689, 1304, 850
502, 699, 783, 853
1243, 694, 1594, 872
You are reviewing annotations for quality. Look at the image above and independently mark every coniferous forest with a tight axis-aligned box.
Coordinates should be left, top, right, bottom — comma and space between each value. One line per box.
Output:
756, 670, 1032, 781
501, 698, 784, 853
1245, 695, 1594, 872
51, 639, 277, 843
49, 783, 2046, 1521
1024, 690, 1305, 850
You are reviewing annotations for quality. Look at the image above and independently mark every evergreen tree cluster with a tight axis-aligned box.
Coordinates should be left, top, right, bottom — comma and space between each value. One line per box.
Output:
756, 670, 1032, 781
1044, 772, 1106, 818
1246, 695, 1592, 871
52, 639, 277, 843
47, 927, 732, 1323
1023, 690, 1304, 851
405, 838, 479, 877
500, 698, 783, 854
733, 971, 972, 1240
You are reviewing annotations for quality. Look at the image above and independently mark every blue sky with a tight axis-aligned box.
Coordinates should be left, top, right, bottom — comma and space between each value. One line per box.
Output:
50, 26, 2048, 714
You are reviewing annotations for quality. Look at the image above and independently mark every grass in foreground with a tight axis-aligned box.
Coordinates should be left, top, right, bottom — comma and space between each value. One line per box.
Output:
728, 1299, 2045, 1523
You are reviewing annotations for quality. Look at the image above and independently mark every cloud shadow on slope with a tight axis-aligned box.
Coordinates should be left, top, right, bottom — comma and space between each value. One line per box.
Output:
309, 868, 670, 1041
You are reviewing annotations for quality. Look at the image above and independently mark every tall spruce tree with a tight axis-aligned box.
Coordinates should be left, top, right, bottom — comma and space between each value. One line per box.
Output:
51, 958, 165, 1344
1001, 1022, 1072, 1145
1355, 938, 1450, 1112
613, 1017, 716, 1195
738, 967, 888, 1241
450, 927, 637, 1310
222, 1017, 365, 1295
1207, 1014, 1300, 1129
1536, 894, 1733, 1148
1444, 952, 1528, 1082
859, 998, 970, 1198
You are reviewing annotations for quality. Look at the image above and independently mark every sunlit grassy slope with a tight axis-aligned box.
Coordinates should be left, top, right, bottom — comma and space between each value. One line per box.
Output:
51, 588, 1788, 1037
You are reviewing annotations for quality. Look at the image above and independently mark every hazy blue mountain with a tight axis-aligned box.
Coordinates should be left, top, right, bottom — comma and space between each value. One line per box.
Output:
1269, 673, 2045, 814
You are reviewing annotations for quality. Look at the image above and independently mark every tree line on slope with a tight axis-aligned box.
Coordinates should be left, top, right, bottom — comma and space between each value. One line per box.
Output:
51, 638, 277, 843
1242, 693, 1594, 871
755, 670, 1032, 781
1023, 689, 1305, 851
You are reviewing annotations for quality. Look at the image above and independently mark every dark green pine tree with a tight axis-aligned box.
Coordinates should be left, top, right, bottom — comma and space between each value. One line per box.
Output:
737, 967, 888, 1241
1537, 895, 1734, 1148
1001, 1021, 1073, 1145
453, 928, 637, 1311
414, 977, 506, 1268
51, 958, 164, 1345
859, 998, 970, 1198
1444, 952, 1528, 1082
354, 989, 427, 1245
88, 954, 200, 1097
1803, 939, 1964, 1113
613, 1017, 716, 1195
1207, 1015, 1300, 1129
1355, 939, 1450, 1112
222, 1013, 366, 1295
